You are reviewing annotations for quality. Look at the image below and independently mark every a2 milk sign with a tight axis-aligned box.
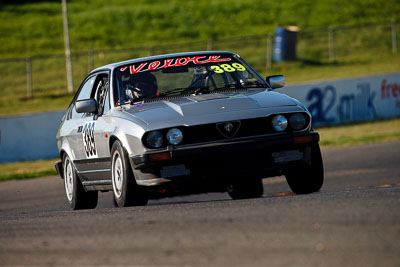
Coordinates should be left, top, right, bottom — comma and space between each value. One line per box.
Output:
280, 73, 400, 127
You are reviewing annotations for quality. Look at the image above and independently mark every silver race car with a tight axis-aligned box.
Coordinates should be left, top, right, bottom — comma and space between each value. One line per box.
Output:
55, 51, 324, 209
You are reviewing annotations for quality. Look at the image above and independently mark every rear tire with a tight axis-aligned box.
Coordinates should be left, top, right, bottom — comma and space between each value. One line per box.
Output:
63, 154, 98, 210
285, 144, 324, 194
111, 141, 148, 207
227, 178, 264, 199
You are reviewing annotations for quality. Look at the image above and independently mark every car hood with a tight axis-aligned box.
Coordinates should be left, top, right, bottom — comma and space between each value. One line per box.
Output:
121, 90, 301, 130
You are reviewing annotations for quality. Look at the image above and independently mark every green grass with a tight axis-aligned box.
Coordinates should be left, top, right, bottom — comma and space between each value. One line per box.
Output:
0, 158, 58, 182
316, 118, 400, 147
0, 170, 57, 182
1, 118, 399, 182
1, 0, 399, 58
259, 53, 400, 85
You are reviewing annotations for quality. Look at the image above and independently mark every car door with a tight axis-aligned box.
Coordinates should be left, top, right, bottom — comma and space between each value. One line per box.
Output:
62, 74, 97, 161
63, 72, 112, 182
76, 72, 113, 182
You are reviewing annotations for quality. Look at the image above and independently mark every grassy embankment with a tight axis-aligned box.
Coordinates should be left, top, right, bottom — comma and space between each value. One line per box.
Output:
1, 118, 399, 181
0, 0, 399, 115
2, 0, 399, 58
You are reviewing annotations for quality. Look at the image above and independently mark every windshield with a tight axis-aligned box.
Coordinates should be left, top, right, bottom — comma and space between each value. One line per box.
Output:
114, 54, 267, 104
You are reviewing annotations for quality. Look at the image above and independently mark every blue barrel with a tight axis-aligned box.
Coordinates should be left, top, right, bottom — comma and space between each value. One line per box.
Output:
273, 26, 299, 62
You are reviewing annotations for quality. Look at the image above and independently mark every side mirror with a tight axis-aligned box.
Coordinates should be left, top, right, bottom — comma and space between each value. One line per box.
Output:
76, 99, 97, 114
266, 75, 285, 89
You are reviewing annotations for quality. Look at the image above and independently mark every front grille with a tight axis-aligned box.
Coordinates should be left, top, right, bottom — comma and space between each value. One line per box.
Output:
183, 116, 275, 144
142, 113, 310, 149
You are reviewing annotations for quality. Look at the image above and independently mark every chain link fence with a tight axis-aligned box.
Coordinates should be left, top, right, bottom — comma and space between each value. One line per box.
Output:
0, 21, 398, 104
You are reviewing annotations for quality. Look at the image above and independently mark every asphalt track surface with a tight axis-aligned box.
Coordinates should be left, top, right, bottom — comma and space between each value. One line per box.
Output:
0, 142, 399, 266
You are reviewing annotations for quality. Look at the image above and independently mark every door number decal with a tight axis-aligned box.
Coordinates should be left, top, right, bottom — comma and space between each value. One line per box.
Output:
82, 121, 97, 158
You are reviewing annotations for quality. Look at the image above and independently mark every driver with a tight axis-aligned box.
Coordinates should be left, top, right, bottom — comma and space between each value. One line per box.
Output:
125, 72, 158, 100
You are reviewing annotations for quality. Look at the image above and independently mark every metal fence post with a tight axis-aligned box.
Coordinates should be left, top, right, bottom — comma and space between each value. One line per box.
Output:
329, 26, 335, 62
25, 57, 33, 99
266, 34, 272, 69
62, 0, 74, 94
392, 19, 398, 53
88, 50, 94, 72
207, 40, 214, 50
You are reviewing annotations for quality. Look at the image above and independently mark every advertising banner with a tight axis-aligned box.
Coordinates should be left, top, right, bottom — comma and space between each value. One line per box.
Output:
280, 73, 400, 126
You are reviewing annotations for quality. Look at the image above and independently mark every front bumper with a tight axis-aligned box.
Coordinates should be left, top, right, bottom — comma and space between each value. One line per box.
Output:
55, 160, 63, 179
129, 131, 319, 186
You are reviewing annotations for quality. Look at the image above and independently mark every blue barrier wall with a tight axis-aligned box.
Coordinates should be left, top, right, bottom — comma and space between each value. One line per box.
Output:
280, 73, 400, 126
0, 111, 65, 163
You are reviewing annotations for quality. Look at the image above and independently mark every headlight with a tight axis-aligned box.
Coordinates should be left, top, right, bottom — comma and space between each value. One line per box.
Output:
146, 131, 164, 148
166, 128, 183, 145
289, 113, 307, 130
271, 115, 288, 132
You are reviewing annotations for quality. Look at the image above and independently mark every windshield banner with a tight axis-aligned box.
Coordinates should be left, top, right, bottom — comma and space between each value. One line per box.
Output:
120, 55, 231, 74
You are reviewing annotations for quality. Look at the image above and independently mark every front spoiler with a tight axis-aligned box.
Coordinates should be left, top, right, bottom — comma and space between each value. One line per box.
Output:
129, 131, 320, 186
131, 131, 319, 168
55, 160, 63, 179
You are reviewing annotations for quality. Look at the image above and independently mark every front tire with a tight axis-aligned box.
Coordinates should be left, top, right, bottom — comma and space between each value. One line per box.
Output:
111, 141, 148, 207
285, 144, 324, 194
63, 154, 98, 210
227, 178, 264, 199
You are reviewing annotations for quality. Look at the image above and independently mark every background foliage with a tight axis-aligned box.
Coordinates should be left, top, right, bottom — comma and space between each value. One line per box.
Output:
1, 0, 399, 58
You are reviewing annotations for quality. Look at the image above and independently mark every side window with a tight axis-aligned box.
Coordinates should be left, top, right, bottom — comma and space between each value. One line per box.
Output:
102, 89, 110, 114
77, 76, 96, 101
92, 74, 109, 115
70, 76, 96, 119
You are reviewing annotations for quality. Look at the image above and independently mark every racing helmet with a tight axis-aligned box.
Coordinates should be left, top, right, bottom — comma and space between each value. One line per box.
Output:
131, 72, 158, 98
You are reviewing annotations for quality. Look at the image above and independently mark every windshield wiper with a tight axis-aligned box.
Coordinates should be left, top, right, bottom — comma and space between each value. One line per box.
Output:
128, 86, 210, 103
243, 81, 269, 88
159, 86, 210, 97
213, 81, 268, 91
